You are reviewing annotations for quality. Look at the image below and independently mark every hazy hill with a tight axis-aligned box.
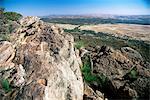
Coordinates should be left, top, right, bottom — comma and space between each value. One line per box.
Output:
41, 14, 150, 25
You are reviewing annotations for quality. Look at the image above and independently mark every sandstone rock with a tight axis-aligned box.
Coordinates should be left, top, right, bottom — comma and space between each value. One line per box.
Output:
0, 41, 15, 64
12, 64, 26, 87
19, 16, 40, 27
0, 41, 15, 71
80, 48, 89, 57
0, 17, 83, 100
37, 79, 47, 86
84, 83, 104, 100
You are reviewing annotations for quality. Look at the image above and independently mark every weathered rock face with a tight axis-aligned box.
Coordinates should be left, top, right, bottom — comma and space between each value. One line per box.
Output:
0, 16, 83, 100
85, 46, 150, 99
0, 41, 15, 69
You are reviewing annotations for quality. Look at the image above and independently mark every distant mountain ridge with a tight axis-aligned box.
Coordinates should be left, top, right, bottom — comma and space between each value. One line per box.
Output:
41, 14, 150, 19
41, 14, 150, 25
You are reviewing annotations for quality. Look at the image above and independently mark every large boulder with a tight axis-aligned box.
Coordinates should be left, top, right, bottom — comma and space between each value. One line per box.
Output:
0, 16, 83, 100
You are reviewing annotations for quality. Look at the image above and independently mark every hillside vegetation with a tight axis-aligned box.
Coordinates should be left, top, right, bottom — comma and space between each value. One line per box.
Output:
64, 28, 150, 62
0, 8, 22, 41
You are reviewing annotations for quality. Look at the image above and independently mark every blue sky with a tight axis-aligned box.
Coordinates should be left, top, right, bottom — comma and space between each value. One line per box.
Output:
0, 0, 150, 16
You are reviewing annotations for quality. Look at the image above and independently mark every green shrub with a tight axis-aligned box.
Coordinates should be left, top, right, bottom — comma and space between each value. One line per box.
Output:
128, 67, 138, 80
1, 79, 11, 92
75, 40, 84, 49
81, 55, 98, 83
124, 67, 138, 81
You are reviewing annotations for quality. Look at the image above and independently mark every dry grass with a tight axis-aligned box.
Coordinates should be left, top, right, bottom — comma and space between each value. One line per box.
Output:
79, 24, 150, 42
55, 23, 79, 30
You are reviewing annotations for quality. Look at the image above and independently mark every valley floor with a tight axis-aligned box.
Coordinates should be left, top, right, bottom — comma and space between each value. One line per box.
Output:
56, 23, 150, 43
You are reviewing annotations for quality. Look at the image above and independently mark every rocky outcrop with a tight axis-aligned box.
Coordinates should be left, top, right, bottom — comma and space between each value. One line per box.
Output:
0, 16, 83, 100
85, 46, 150, 99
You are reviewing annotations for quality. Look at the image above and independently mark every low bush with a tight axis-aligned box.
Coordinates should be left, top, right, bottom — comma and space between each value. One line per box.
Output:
1, 79, 11, 92
75, 40, 84, 49
123, 67, 138, 81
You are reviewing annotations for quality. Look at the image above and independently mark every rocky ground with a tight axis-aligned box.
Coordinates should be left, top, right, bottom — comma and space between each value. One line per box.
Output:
0, 17, 150, 100
83, 46, 150, 99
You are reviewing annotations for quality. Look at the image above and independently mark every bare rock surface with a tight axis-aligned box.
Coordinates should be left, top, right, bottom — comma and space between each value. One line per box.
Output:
0, 16, 83, 100
85, 46, 150, 99
83, 83, 104, 100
